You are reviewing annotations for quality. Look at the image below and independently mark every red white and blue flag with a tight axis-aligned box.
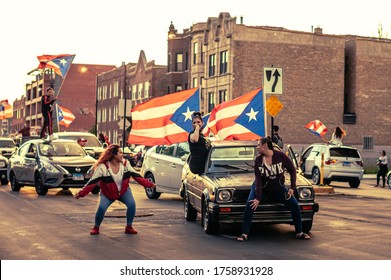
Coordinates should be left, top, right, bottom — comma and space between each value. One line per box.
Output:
37, 54, 75, 77
57, 104, 76, 128
205, 87, 266, 140
128, 88, 200, 146
0, 100, 13, 120
304, 120, 328, 137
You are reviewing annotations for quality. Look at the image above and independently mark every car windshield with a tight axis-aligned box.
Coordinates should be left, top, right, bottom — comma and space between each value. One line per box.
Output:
39, 142, 87, 157
0, 140, 15, 148
57, 135, 102, 148
208, 146, 256, 173
330, 148, 360, 158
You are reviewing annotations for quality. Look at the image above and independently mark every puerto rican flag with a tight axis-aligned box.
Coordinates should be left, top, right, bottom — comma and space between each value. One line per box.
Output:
205, 87, 266, 140
304, 120, 328, 137
128, 88, 200, 146
37, 54, 75, 77
57, 104, 76, 128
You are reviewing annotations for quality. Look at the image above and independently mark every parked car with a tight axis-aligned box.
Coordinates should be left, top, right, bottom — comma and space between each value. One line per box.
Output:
123, 145, 150, 167
140, 142, 190, 199
7, 139, 96, 196
0, 154, 9, 185
181, 140, 319, 234
299, 143, 364, 188
387, 170, 391, 189
0, 138, 17, 159
53, 132, 105, 159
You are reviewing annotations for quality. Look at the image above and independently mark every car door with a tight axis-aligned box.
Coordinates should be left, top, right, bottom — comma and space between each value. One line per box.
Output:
168, 142, 190, 192
300, 146, 313, 175
305, 145, 322, 175
24, 143, 38, 184
154, 144, 176, 190
10, 143, 30, 182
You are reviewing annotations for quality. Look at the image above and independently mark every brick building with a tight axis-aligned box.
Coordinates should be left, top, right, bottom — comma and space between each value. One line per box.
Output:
168, 12, 391, 152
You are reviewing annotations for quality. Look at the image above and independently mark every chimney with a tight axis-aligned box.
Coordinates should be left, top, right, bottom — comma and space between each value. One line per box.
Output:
314, 26, 323, 34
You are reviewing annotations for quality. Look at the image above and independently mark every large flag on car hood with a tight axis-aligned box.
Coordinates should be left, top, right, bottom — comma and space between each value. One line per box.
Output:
206, 87, 266, 140
57, 104, 76, 128
304, 119, 328, 137
128, 88, 200, 146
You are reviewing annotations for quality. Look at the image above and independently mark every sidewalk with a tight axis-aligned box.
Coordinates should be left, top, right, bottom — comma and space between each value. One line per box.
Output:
314, 173, 378, 195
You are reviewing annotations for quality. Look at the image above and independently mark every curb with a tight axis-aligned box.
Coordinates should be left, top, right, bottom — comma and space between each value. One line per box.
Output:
313, 185, 335, 195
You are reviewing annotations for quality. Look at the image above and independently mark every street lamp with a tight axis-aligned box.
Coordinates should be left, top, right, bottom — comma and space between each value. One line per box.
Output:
79, 66, 99, 136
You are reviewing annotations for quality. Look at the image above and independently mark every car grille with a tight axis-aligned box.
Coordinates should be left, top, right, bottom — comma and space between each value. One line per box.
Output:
232, 189, 250, 203
61, 165, 92, 174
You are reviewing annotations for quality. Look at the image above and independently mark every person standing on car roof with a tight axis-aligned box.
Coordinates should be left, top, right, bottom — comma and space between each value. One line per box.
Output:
40, 87, 57, 141
237, 136, 310, 241
375, 150, 388, 188
188, 111, 210, 174
74, 144, 156, 235
328, 126, 346, 145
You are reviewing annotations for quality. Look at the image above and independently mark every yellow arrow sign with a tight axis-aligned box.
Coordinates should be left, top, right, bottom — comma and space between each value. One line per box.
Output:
266, 95, 284, 117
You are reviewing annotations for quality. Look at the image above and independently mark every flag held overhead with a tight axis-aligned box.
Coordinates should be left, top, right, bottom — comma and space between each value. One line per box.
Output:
37, 54, 75, 77
304, 120, 328, 138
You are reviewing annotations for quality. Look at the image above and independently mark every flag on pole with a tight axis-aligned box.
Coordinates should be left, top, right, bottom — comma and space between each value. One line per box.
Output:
206, 87, 266, 140
128, 88, 200, 146
37, 54, 75, 77
304, 120, 328, 137
0, 100, 13, 120
57, 104, 75, 128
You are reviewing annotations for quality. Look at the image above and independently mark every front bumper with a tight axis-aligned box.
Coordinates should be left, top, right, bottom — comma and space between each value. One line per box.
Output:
207, 201, 319, 224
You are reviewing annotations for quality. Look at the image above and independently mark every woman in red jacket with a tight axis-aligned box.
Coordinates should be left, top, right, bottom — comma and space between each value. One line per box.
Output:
75, 144, 155, 235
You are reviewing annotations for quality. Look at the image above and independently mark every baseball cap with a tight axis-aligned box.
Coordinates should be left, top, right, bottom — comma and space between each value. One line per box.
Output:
77, 138, 87, 143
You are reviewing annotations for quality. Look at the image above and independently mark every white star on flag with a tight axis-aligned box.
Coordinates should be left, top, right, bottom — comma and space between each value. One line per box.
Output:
59, 58, 67, 66
182, 107, 195, 122
246, 107, 259, 121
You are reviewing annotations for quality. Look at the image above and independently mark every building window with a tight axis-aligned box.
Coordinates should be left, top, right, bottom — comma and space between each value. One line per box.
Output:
185, 51, 189, 70
132, 85, 136, 99
138, 83, 142, 99
363, 137, 374, 150
144, 82, 150, 98
167, 54, 171, 72
193, 42, 198, 64
220, 50, 228, 74
208, 92, 215, 112
176, 53, 183, 71
193, 77, 198, 88
114, 81, 119, 97
219, 90, 227, 103
201, 45, 204, 64
209, 54, 216, 77
175, 85, 183, 92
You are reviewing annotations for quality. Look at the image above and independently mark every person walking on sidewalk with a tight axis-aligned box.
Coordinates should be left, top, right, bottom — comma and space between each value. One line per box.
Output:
75, 144, 156, 235
375, 150, 388, 188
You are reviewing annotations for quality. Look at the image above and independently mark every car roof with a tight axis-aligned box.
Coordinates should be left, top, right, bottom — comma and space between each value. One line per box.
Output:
54, 132, 96, 136
211, 140, 258, 147
310, 143, 358, 149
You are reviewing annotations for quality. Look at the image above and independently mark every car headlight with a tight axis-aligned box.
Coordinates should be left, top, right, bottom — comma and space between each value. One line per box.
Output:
41, 161, 60, 173
216, 189, 233, 203
298, 187, 314, 200
0, 160, 6, 168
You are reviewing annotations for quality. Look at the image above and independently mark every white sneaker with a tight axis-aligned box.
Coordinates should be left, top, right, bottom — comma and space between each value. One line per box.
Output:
48, 135, 53, 142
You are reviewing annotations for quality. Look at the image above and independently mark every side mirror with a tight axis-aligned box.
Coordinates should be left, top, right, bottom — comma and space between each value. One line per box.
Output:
102, 143, 108, 148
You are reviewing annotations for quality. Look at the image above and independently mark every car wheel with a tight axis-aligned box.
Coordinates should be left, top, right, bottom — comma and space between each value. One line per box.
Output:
311, 167, 321, 185
1, 179, 9, 185
348, 178, 360, 188
35, 173, 48, 196
202, 200, 218, 234
91, 186, 100, 194
184, 188, 197, 221
145, 174, 161, 199
10, 172, 22, 192
302, 220, 313, 233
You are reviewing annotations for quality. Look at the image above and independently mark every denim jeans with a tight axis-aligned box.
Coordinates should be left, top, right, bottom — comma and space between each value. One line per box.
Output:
94, 188, 136, 227
241, 182, 302, 234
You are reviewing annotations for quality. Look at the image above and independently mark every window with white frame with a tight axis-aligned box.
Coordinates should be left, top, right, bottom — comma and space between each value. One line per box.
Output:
138, 83, 142, 99
114, 81, 119, 97
220, 50, 228, 74
193, 42, 198, 65
144, 82, 150, 98
209, 54, 216, 77
193, 77, 198, 88
208, 92, 215, 112
132, 85, 136, 99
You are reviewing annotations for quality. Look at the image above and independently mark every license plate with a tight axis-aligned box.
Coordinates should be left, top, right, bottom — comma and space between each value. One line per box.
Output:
342, 162, 351, 167
73, 174, 84, 180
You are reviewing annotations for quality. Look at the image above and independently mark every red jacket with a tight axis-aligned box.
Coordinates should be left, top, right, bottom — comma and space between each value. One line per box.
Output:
77, 160, 153, 200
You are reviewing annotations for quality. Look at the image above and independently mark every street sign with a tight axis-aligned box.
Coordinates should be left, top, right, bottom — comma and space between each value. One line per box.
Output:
263, 67, 283, 94
266, 95, 284, 117
118, 117, 131, 129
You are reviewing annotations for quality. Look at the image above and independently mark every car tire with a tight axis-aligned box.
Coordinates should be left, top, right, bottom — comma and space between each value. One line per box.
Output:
202, 200, 218, 234
10, 172, 22, 192
184, 188, 197, 221
302, 220, 313, 233
145, 173, 161, 199
311, 167, 321, 185
35, 173, 48, 196
348, 178, 360, 188
1, 179, 9, 185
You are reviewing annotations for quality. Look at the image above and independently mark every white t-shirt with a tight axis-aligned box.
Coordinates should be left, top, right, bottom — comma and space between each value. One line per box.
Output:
109, 163, 124, 192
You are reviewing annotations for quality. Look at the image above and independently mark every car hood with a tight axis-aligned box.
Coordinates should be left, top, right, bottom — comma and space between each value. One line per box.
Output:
45, 156, 96, 165
207, 173, 255, 188
206, 171, 311, 188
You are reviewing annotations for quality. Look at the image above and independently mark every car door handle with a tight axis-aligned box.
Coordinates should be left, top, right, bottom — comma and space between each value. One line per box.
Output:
170, 163, 176, 168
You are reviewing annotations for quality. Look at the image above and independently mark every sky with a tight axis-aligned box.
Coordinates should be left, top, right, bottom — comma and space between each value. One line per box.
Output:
1, 0, 391, 104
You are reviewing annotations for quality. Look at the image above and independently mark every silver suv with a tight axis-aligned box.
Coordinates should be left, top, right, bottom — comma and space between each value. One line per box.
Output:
300, 143, 364, 188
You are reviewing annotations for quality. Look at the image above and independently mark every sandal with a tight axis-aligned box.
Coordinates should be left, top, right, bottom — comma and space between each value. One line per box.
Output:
236, 234, 248, 242
295, 233, 310, 240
